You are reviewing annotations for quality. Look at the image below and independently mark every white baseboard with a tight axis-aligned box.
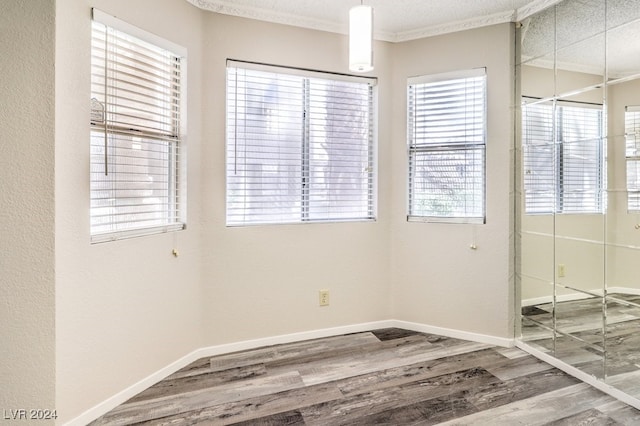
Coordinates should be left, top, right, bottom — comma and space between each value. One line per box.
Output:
65, 319, 513, 425
522, 291, 595, 307
63, 346, 206, 426
608, 287, 640, 297
522, 287, 640, 308
192, 320, 396, 360
393, 320, 515, 348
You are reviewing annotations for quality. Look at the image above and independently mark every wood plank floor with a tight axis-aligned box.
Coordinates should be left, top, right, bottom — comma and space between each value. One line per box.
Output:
522, 294, 640, 400
91, 329, 640, 425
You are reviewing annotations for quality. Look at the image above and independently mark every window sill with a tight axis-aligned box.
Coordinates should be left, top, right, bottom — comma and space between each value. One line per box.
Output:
407, 215, 485, 225
91, 223, 185, 244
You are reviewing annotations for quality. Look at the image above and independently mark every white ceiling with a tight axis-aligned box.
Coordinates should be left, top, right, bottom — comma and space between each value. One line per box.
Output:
185, 0, 560, 42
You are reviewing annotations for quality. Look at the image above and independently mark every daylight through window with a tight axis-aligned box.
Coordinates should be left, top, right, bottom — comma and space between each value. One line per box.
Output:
522, 100, 604, 214
90, 10, 185, 242
407, 68, 486, 223
625, 106, 640, 212
226, 62, 376, 226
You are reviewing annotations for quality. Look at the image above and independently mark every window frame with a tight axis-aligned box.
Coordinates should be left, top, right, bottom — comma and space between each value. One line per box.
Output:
625, 106, 640, 212
406, 68, 487, 224
522, 98, 605, 215
89, 9, 187, 243
225, 60, 377, 226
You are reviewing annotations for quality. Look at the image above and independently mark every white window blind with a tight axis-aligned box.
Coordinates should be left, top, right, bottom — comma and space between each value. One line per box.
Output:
90, 10, 185, 242
522, 102, 555, 213
522, 100, 604, 214
226, 62, 375, 225
625, 106, 640, 211
407, 69, 486, 223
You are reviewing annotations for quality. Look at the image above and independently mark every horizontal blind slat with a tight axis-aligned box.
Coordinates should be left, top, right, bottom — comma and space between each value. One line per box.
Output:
408, 71, 486, 220
626, 110, 640, 211
90, 18, 184, 241
522, 101, 604, 214
226, 66, 374, 225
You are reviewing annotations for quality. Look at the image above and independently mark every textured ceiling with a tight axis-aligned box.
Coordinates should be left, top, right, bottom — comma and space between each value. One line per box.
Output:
185, 0, 559, 42
520, 0, 640, 78
185, 0, 640, 77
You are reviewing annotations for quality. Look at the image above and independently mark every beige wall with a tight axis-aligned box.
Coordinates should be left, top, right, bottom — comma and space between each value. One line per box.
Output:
1, 0, 56, 413
55, 0, 205, 421
198, 12, 394, 345
3, 1, 517, 422
53, 1, 394, 421
389, 24, 516, 338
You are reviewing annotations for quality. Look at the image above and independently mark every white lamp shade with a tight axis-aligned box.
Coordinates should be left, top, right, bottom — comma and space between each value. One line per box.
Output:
349, 5, 373, 72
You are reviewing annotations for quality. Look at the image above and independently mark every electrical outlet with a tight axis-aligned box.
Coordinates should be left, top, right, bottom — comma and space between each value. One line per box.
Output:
319, 290, 330, 306
558, 264, 566, 278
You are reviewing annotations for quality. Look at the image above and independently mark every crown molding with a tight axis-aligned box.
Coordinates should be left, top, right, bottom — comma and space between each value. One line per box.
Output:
391, 10, 516, 43
185, 0, 347, 36
524, 56, 605, 77
185, 0, 401, 41
516, 0, 562, 21
185, 0, 544, 43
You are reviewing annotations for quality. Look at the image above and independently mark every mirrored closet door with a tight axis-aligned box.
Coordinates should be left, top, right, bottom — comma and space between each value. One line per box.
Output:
517, 0, 640, 406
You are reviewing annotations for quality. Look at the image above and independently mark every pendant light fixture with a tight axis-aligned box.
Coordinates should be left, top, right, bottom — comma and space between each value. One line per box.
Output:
349, 1, 373, 72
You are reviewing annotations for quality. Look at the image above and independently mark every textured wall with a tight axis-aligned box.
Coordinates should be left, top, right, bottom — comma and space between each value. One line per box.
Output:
54, 0, 205, 422
50, 2, 517, 422
199, 13, 394, 344
0, 0, 56, 415
389, 24, 516, 338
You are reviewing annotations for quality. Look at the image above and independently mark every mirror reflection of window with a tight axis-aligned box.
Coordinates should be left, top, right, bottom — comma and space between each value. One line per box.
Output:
625, 106, 640, 211
522, 99, 604, 215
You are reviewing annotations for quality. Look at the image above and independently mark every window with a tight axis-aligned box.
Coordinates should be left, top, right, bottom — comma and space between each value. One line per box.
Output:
625, 106, 640, 211
226, 61, 376, 226
522, 100, 604, 214
90, 10, 185, 242
407, 69, 486, 223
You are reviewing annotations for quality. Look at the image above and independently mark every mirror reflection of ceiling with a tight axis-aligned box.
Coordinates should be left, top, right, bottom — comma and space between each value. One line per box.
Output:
186, 0, 548, 42
521, 0, 640, 78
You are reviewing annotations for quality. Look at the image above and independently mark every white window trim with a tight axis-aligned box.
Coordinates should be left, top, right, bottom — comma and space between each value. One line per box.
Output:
522, 97, 605, 215
406, 68, 487, 224
92, 9, 186, 57
226, 59, 377, 86
625, 105, 640, 212
407, 67, 486, 86
225, 61, 377, 226
90, 9, 187, 243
